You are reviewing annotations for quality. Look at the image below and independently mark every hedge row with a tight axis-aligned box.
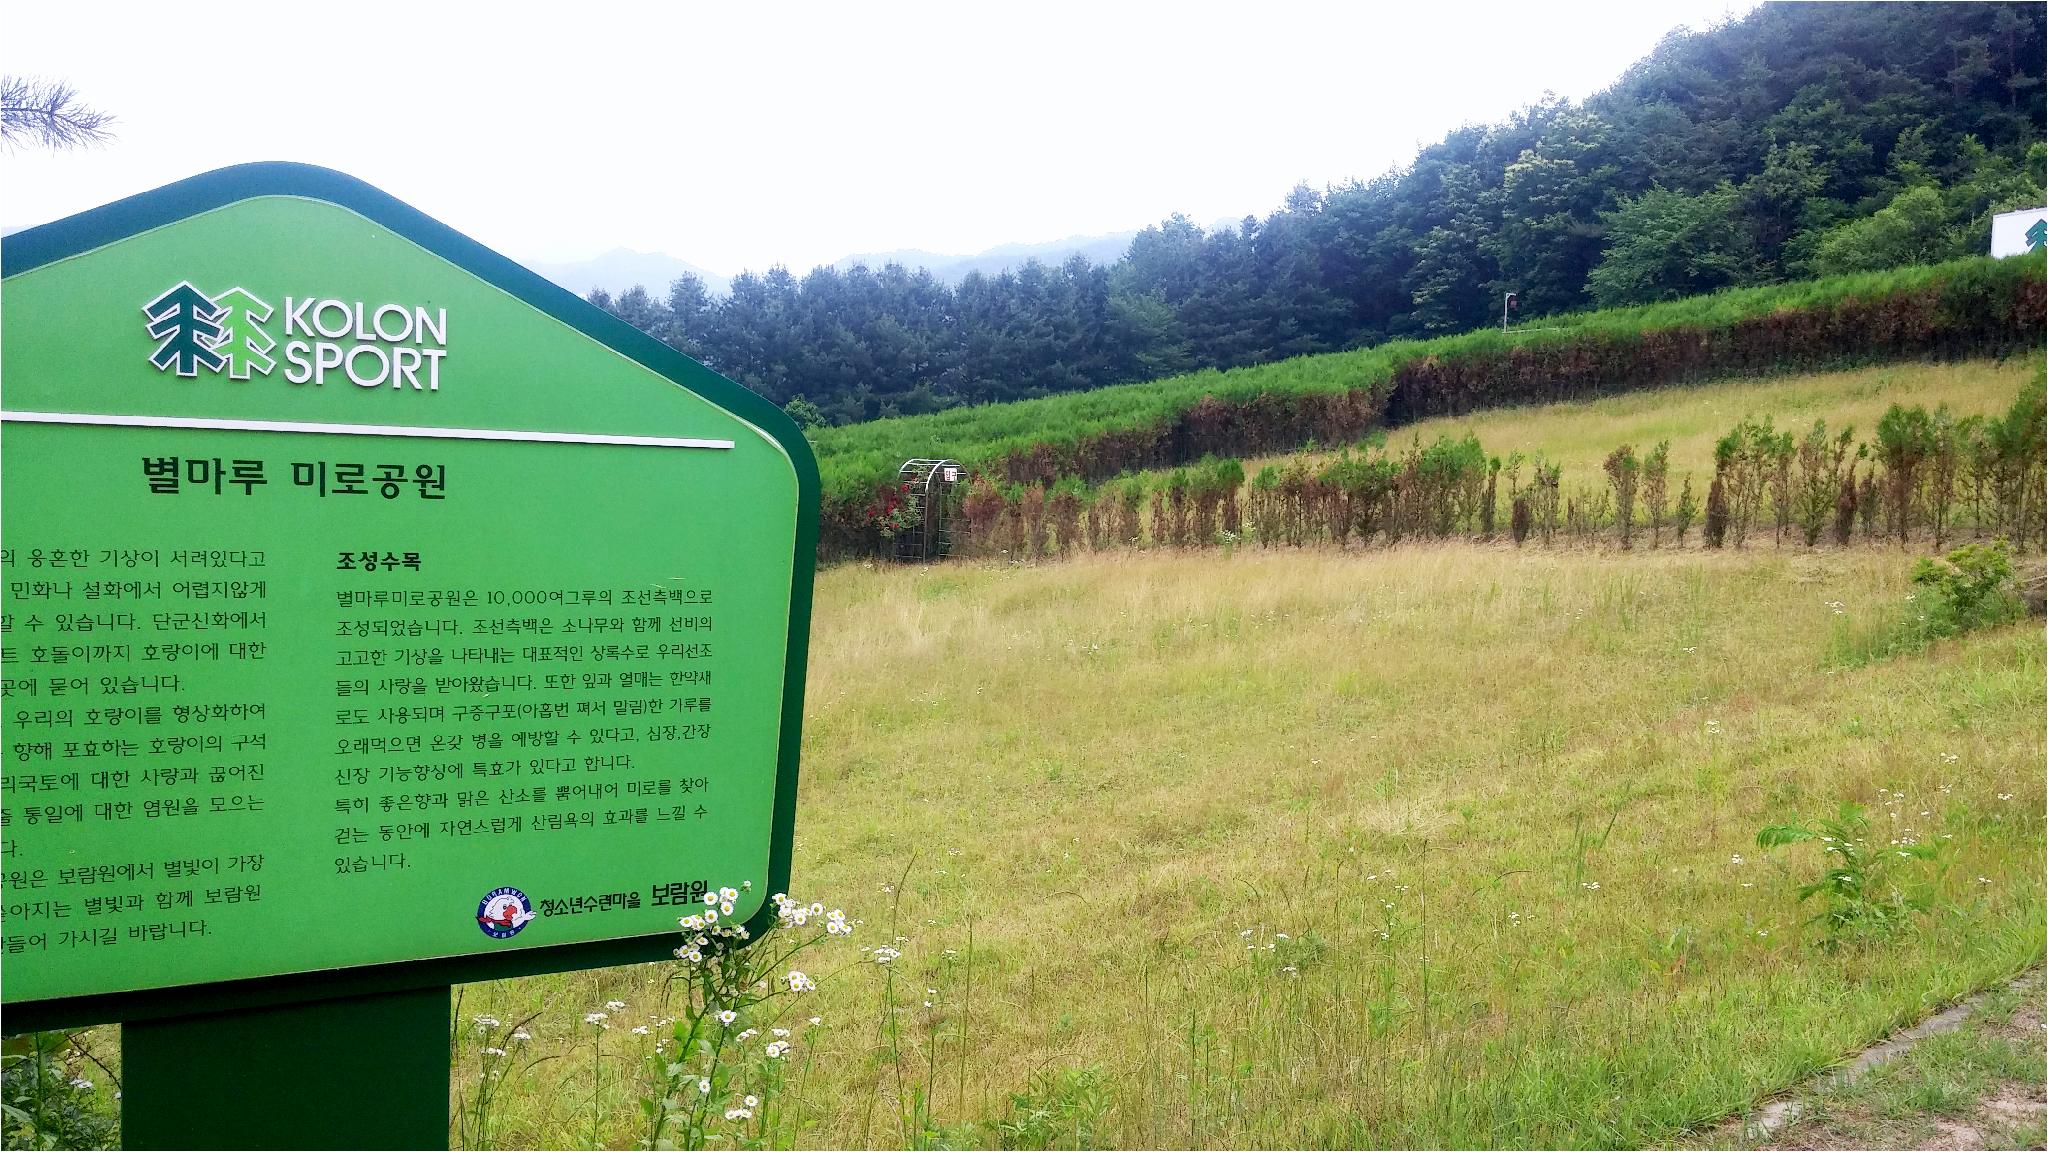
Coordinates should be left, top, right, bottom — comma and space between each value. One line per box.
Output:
940, 380, 2044, 563
815, 257, 2044, 560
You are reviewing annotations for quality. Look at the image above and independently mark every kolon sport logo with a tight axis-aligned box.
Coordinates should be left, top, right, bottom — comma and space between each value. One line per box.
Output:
142, 281, 450, 390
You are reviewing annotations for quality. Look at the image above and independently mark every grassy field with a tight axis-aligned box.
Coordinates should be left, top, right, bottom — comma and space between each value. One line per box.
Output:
1241, 357, 2040, 487
455, 542, 2045, 1148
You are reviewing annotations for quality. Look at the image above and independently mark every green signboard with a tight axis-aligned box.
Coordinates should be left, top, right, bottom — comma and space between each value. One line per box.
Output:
1, 164, 817, 1029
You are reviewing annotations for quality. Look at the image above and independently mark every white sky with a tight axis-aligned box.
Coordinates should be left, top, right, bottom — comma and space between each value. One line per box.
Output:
3, 0, 1758, 275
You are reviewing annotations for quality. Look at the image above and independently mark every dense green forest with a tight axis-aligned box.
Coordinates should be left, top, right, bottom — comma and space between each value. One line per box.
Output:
590, 2, 2046, 426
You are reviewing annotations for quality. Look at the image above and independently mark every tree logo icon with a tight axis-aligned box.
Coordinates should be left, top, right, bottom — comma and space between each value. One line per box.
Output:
142, 282, 276, 379
211, 287, 277, 380
143, 282, 229, 377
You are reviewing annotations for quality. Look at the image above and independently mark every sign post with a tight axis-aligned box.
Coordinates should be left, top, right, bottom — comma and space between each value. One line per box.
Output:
120, 986, 449, 1149
0, 163, 817, 1148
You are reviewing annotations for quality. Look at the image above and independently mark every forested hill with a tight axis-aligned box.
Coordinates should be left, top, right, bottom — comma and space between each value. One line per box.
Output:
589, 2, 2046, 427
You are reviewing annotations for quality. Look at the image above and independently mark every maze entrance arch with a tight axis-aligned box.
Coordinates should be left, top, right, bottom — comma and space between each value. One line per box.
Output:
893, 459, 961, 561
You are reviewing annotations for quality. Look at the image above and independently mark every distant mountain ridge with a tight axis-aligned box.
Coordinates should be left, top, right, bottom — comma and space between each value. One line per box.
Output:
832, 231, 1139, 284
526, 249, 732, 300
529, 231, 1141, 299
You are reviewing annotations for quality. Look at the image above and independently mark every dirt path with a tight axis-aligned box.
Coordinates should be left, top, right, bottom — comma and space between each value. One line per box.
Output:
1692, 971, 2045, 1150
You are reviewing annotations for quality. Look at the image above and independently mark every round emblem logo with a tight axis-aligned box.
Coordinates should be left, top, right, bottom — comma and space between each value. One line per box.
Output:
476, 887, 536, 939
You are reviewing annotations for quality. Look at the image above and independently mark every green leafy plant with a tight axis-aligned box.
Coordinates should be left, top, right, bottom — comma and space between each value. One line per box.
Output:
1875, 402, 1935, 545
1642, 440, 1671, 547
1756, 803, 1938, 949
782, 395, 828, 432
1529, 458, 1562, 547
1, 1033, 116, 1152
1826, 540, 2025, 668
994, 1065, 1109, 1151
1909, 539, 2021, 635
1604, 444, 1641, 548
1672, 472, 1698, 545
1713, 415, 1785, 547
1794, 419, 1855, 546
1703, 470, 1729, 548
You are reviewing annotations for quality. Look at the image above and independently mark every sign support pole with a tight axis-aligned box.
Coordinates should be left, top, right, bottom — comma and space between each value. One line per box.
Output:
121, 985, 449, 1150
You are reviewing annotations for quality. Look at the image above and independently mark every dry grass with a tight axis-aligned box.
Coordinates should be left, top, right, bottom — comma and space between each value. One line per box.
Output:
459, 542, 2045, 1148
1248, 356, 2038, 482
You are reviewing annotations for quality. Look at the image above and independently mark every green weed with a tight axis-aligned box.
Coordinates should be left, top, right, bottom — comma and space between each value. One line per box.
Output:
1756, 803, 1939, 949
1828, 539, 2027, 666
0, 1034, 116, 1152
994, 1066, 1110, 1151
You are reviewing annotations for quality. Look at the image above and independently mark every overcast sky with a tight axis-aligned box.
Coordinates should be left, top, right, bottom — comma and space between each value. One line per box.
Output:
4, 1, 1758, 275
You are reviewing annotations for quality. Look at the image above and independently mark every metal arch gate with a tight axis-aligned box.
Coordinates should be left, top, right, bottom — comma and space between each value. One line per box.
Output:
893, 458, 961, 561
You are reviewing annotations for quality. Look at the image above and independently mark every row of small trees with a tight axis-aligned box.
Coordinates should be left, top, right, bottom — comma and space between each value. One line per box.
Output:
1698, 388, 2047, 553
941, 383, 2044, 559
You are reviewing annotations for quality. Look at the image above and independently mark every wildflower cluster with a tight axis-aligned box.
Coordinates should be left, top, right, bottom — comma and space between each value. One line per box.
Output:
636, 883, 853, 1151
773, 891, 851, 936
675, 884, 753, 965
